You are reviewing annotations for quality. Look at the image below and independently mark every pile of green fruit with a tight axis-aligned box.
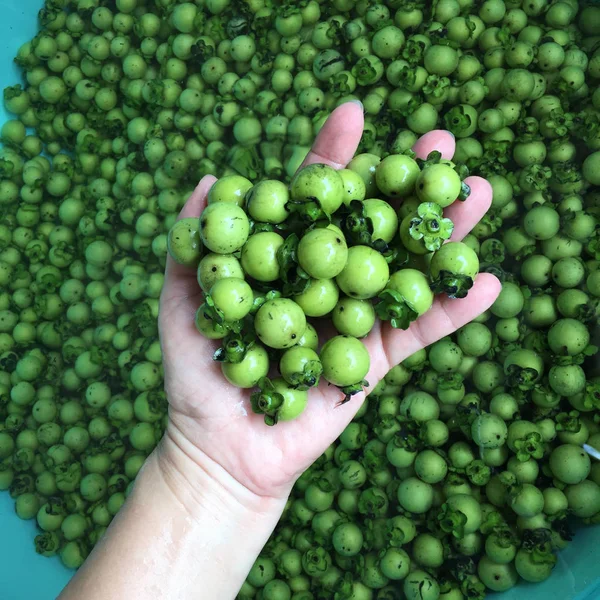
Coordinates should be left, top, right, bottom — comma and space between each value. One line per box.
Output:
0, 0, 598, 597
171, 155, 478, 422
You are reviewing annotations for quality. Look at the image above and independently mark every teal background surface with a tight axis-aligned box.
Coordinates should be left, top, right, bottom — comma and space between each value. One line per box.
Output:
0, 493, 73, 599
1, 0, 600, 598
0, 2, 38, 124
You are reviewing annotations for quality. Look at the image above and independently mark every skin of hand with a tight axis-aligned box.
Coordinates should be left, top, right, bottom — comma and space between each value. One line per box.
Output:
58, 102, 501, 600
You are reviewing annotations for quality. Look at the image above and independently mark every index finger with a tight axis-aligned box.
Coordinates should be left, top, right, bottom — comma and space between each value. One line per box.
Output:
300, 101, 365, 171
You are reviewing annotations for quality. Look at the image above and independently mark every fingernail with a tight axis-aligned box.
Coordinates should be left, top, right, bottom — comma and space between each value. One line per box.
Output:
350, 99, 364, 111
448, 131, 455, 140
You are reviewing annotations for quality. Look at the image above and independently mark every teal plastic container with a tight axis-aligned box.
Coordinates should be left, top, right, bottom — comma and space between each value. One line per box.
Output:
0, 1, 599, 599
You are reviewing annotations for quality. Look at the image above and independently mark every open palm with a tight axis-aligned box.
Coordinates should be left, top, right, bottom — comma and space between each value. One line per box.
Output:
158, 102, 501, 502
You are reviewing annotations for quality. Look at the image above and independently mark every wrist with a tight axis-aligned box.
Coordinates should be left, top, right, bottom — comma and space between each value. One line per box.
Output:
60, 431, 287, 600
147, 426, 289, 596
74, 429, 289, 600
154, 421, 290, 519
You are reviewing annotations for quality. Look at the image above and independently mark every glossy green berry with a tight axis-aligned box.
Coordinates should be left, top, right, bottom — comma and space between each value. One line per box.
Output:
241, 232, 285, 282
297, 227, 348, 279
430, 241, 479, 299
254, 299, 306, 349
207, 175, 253, 207
293, 278, 340, 318
251, 377, 308, 425
279, 346, 322, 389
347, 153, 381, 198
289, 163, 344, 219
332, 522, 364, 557
332, 297, 376, 338
336, 245, 389, 299
195, 304, 227, 340
549, 444, 591, 485
208, 277, 253, 322
200, 202, 250, 254
377, 268, 434, 329
375, 154, 420, 197
246, 180, 290, 224
339, 168, 367, 206
398, 478, 434, 514
320, 335, 370, 387
416, 163, 462, 208
221, 344, 270, 388
167, 217, 203, 267
471, 413, 508, 449
197, 253, 244, 293
478, 557, 519, 592
362, 198, 399, 243
296, 323, 319, 351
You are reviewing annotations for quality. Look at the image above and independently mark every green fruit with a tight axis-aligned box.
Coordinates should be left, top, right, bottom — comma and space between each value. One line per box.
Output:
254, 299, 307, 349
320, 335, 370, 387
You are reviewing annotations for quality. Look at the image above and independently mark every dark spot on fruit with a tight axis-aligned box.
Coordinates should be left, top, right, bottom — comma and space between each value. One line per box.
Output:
211, 266, 217, 272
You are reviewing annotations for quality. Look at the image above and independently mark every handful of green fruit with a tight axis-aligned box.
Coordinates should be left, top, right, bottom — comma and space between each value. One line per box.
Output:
167, 152, 479, 424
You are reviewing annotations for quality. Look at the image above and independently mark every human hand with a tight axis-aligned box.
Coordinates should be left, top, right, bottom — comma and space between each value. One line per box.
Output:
157, 102, 501, 509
